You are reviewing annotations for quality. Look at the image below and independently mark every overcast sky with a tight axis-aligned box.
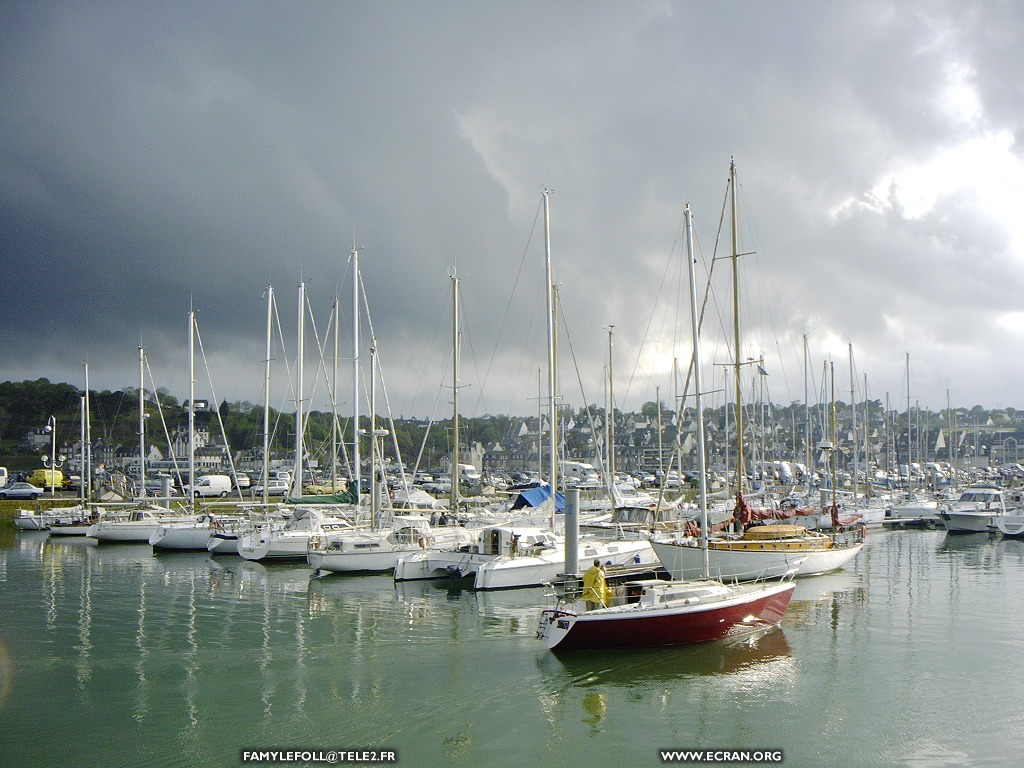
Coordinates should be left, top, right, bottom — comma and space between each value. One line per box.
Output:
4, 1, 1023, 425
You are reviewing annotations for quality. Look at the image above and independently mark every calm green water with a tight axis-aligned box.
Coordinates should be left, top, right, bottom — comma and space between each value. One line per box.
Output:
2, 527, 1023, 767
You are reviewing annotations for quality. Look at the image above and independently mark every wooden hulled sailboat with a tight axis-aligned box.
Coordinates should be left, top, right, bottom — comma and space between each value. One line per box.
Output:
651, 160, 864, 582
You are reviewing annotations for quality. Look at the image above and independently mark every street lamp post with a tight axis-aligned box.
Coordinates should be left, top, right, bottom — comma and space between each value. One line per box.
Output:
42, 416, 66, 497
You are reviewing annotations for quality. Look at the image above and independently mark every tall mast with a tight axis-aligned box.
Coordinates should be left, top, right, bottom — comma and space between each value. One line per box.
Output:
607, 325, 616, 482
850, 343, 858, 501
685, 204, 711, 579
293, 281, 305, 498
450, 269, 461, 512
262, 284, 273, 506
84, 362, 91, 503
332, 295, 339, 494
351, 246, 362, 500
730, 158, 744, 501
906, 352, 912, 473
831, 361, 838, 506
369, 343, 379, 525
138, 345, 146, 497
188, 308, 195, 514
80, 391, 87, 506
804, 334, 811, 485
543, 188, 558, 523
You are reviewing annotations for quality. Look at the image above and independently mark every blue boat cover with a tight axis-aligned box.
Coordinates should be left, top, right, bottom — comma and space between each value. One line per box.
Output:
510, 485, 564, 513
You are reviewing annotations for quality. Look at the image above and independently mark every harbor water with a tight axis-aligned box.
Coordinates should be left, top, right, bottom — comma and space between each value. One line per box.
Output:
2, 526, 1023, 767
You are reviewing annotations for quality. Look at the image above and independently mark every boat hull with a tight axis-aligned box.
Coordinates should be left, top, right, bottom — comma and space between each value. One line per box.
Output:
207, 533, 240, 555
939, 512, 995, 533
238, 532, 311, 561
88, 521, 163, 542
14, 513, 48, 531
473, 541, 658, 590
652, 537, 863, 581
538, 581, 795, 651
395, 540, 658, 590
48, 524, 93, 536
996, 515, 1024, 537
150, 525, 213, 551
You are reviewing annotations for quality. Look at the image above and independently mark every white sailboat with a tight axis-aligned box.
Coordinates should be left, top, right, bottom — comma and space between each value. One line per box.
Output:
309, 272, 473, 577
90, 338, 196, 543
651, 160, 864, 581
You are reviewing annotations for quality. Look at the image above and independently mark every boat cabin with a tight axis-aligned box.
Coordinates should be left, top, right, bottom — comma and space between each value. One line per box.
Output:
620, 579, 731, 609
466, 525, 559, 556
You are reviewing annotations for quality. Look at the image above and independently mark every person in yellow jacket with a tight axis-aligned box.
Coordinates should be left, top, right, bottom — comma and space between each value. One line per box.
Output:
582, 559, 611, 610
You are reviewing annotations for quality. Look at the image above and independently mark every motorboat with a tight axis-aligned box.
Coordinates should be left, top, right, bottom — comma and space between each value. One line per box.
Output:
938, 486, 1006, 533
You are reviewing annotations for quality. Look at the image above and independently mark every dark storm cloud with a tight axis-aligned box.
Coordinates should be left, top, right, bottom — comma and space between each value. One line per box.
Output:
3, 0, 1023, 419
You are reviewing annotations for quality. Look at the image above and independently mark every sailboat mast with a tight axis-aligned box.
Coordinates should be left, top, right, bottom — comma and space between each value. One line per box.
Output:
139, 345, 146, 497
730, 159, 745, 502
804, 334, 811, 481
84, 362, 91, 503
292, 282, 306, 499
262, 284, 273, 506
332, 295, 339, 494
685, 204, 711, 579
369, 344, 378, 525
909, 354, 917, 475
607, 325, 615, 482
543, 188, 558, 520
188, 309, 195, 514
352, 246, 362, 499
850, 343, 858, 500
80, 393, 86, 506
450, 269, 461, 512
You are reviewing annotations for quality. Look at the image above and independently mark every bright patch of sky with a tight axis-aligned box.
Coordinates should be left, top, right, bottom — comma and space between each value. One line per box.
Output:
833, 63, 1024, 261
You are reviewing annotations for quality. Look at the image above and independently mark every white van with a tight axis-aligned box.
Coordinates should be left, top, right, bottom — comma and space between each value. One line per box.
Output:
457, 463, 482, 486
185, 474, 232, 498
0, 467, 8, 488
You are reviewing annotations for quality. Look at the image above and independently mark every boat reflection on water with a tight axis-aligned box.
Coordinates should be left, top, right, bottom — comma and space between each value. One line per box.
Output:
791, 568, 865, 602
536, 626, 793, 687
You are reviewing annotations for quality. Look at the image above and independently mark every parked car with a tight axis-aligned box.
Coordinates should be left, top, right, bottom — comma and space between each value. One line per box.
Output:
251, 480, 289, 497
0, 482, 46, 500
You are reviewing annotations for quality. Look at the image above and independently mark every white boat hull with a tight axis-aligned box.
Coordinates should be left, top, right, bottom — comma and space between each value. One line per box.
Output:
996, 515, 1024, 537
14, 513, 48, 531
150, 524, 213, 551
939, 511, 995, 534
207, 533, 240, 555
396, 539, 659, 590
88, 521, 163, 542
309, 545, 416, 574
473, 540, 658, 590
652, 537, 863, 581
238, 531, 312, 561
48, 523, 93, 536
